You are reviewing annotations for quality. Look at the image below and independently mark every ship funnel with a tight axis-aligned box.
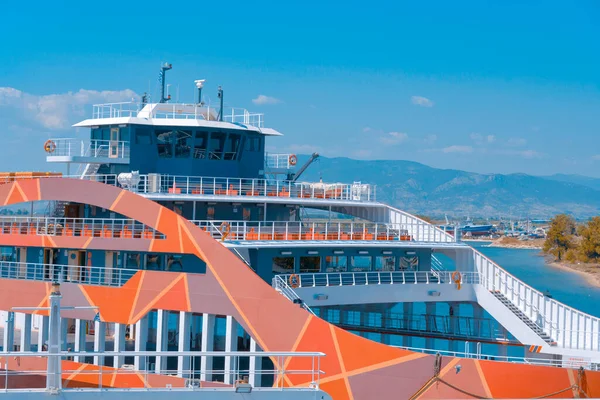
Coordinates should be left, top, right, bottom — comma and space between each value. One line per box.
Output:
195, 79, 205, 105
159, 62, 173, 103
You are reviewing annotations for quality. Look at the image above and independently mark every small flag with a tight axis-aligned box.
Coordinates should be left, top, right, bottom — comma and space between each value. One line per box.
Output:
93, 312, 101, 323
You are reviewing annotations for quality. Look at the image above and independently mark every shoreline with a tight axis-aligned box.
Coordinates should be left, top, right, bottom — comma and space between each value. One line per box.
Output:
464, 238, 600, 288
545, 257, 600, 288
463, 238, 543, 250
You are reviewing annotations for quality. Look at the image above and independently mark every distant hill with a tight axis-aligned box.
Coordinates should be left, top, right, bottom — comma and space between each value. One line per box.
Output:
542, 174, 600, 192
296, 155, 600, 219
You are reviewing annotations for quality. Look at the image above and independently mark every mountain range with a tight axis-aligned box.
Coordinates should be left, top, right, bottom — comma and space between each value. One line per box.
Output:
296, 155, 600, 219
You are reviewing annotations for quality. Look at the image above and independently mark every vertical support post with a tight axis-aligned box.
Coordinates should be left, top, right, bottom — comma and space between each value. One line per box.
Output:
249, 337, 262, 388
3, 312, 15, 352
46, 284, 62, 391
402, 303, 413, 347
61, 318, 68, 351
425, 302, 436, 349
200, 314, 215, 382
74, 319, 87, 362
134, 316, 148, 370
93, 320, 106, 365
224, 316, 239, 385
37, 316, 49, 352
113, 323, 126, 368
177, 311, 191, 378
155, 310, 168, 374
20, 313, 32, 352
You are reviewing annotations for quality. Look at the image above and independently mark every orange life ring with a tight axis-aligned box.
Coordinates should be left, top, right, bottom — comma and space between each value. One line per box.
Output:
289, 273, 300, 288
289, 154, 298, 166
220, 222, 231, 242
452, 271, 462, 290
44, 140, 56, 153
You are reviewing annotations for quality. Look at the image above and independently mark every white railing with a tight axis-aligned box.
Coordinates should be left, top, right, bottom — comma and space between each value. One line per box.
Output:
386, 206, 455, 243
0, 350, 324, 392
275, 271, 481, 288
0, 261, 138, 287
265, 153, 293, 169
92, 102, 265, 128
193, 220, 426, 242
394, 345, 598, 370
0, 174, 377, 202
474, 250, 600, 352
0, 216, 164, 239
93, 102, 141, 118
125, 174, 376, 202
272, 275, 315, 315
46, 139, 130, 159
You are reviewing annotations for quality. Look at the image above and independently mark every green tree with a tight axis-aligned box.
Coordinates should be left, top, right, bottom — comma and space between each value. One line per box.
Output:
578, 216, 600, 262
543, 214, 576, 261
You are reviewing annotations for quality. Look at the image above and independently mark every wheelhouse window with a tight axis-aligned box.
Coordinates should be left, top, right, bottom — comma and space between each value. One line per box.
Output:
300, 256, 320, 273
225, 133, 241, 160
325, 256, 347, 272
174, 130, 192, 158
155, 130, 174, 158
375, 256, 396, 271
399, 256, 419, 271
350, 256, 371, 272
194, 131, 208, 159
209, 132, 225, 159
272, 257, 294, 275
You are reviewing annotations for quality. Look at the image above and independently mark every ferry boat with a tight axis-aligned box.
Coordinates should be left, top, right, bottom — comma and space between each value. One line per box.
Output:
0, 64, 598, 399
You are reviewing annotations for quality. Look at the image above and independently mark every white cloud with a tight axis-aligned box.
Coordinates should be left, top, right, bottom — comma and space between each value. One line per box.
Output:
593, 155, 600, 161
507, 137, 527, 147
411, 96, 434, 107
0, 87, 138, 129
252, 95, 281, 105
442, 145, 473, 154
379, 131, 408, 145
470, 133, 495, 145
362, 127, 372, 133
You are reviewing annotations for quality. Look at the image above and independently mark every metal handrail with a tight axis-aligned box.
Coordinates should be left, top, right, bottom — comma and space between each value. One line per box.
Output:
192, 220, 422, 242
47, 139, 130, 159
0, 216, 164, 239
0, 350, 325, 392
276, 271, 481, 288
475, 249, 600, 351
272, 275, 315, 315
0, 261, 138, 287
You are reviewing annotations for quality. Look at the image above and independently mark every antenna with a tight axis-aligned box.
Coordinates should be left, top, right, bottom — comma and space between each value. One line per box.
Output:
195, 79, 206, 105
217, 86, 224, 121
159, 62, 173, 103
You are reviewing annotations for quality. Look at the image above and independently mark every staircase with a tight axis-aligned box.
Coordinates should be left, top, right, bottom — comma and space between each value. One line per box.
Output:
490, 290, 556, 346
80, 163, 101, 179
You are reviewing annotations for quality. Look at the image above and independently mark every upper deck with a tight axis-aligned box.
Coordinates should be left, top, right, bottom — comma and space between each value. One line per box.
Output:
73, 102, 280, 135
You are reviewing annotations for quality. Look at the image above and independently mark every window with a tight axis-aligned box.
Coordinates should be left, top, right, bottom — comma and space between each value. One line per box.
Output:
325, 256, 347, 272
135, 128, 152, 145
209, 132, 226, 159
146, 254, 163, 270
225, 134, 241, 160
194, 131, 208, 159
207, 207, 215, 220
400, 256, 419, 271
300, 256, 320, 273
174, 130, 192, 158
375, 256, 396, 271
155, 130, 174, 158
125, 253, 141, 269
272, 257, 294, 275
350, 256, 371, 272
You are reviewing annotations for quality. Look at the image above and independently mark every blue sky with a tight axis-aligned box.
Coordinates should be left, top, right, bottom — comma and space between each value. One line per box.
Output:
1, 0, 599, 176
